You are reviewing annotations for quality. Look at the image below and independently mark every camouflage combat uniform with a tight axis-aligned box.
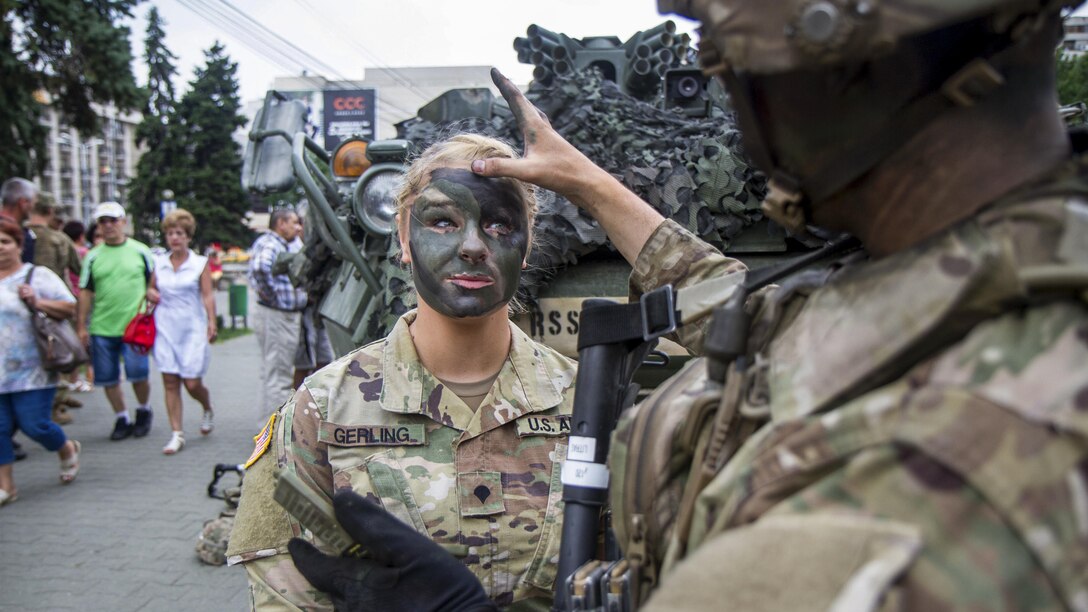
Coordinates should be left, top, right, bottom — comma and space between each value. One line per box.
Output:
613, 158, 1088, 609
229, 310, 577, 610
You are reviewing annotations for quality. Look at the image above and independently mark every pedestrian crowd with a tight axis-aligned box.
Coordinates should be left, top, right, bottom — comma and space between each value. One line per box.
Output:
0, 176, 239, 508
0, 175, 329, 509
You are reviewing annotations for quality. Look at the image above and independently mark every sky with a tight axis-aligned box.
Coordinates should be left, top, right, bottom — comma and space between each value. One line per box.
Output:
130, 0, 700, 109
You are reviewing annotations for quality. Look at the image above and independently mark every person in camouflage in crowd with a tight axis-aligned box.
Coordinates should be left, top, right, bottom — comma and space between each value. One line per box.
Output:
469, 0, 1088, 608
228, 134, 578, 609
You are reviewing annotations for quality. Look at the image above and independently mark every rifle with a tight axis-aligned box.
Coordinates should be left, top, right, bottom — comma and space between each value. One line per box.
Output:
553, 235, 860, 611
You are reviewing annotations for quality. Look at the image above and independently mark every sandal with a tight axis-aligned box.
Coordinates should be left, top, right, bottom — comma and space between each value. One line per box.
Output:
59, 440, 80, 484
163, 431, 185, 455
0, 489, 17, 507
200, 410, 214, 436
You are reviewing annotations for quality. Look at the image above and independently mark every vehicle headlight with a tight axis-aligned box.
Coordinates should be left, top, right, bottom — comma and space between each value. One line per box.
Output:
332, 139, 371, 179
353, 163, 404, 236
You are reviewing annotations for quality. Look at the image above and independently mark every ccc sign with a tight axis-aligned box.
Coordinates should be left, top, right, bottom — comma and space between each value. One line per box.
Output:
332, 96, 368, 111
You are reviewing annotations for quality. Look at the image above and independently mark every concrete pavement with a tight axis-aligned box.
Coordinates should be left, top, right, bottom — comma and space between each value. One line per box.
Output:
0, 289, 262, 611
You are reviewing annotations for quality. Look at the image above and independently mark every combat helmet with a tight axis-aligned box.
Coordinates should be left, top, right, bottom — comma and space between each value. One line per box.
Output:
658, 0, 1084, 232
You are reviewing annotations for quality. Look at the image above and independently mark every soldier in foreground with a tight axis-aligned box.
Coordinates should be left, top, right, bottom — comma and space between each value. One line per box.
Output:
230, 135, 578, 610
276, 0, 1088, 610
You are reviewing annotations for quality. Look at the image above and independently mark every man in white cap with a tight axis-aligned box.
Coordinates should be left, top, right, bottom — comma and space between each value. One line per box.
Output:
76, 202, 156, 440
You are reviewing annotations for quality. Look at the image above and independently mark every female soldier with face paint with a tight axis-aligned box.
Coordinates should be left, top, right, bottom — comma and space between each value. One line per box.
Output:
229, 134, 577, 610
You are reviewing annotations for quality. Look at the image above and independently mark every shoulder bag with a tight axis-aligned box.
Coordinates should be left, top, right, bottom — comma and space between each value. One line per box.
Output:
23, 266, 89, 374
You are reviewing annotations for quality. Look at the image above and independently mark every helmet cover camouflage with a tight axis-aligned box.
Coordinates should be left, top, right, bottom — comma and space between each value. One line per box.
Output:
658, 0, 1084, 73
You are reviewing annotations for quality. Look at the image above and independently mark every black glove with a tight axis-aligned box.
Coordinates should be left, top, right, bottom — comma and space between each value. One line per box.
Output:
288, 490, 498, 612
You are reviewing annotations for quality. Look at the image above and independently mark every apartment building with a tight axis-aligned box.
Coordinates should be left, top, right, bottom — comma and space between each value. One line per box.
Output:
34, 94, 142, 223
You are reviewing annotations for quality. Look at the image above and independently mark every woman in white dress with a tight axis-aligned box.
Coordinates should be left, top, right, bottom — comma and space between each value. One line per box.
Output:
146, 209, 217, 455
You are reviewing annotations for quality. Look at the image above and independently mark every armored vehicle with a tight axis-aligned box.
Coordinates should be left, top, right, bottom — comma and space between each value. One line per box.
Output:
241, 22, 809, 383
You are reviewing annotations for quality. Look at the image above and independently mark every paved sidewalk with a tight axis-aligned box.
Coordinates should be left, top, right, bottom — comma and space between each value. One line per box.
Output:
0, 289, 262, 611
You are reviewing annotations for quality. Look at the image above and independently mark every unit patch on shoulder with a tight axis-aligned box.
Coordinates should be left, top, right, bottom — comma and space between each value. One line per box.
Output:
318, 422, 426, 447
244, 413, 276, 469
516, 414, 572, 437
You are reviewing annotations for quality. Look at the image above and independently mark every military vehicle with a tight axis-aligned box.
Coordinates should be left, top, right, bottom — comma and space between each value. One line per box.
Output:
241, 22, 811, 384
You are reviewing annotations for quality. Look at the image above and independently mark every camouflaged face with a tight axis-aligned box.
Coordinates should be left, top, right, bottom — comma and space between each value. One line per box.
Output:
234, 310, 577, 608
390, 70, 766, 323
622, 188, 1088, 609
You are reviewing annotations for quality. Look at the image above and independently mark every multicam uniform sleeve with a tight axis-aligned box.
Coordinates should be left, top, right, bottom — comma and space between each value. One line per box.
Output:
628, 219, 747, 354
642, 299, 1088, 611
240, 385, 335, 611
641, 435, 1071, 612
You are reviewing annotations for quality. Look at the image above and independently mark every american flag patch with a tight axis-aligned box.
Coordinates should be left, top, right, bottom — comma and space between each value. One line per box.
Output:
244, 414, 277, 469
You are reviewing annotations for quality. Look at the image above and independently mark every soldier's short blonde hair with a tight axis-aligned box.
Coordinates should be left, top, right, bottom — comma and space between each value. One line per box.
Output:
395, 134, 537, 231
162, 208, 197, 238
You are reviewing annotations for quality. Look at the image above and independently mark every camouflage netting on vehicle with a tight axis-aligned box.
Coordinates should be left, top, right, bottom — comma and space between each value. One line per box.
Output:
530, 72, 767, 250
396, 69, 768, 300
296, 69, 769, 342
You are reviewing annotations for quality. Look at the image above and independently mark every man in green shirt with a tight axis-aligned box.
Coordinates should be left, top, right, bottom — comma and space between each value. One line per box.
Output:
76, 202, 155, 441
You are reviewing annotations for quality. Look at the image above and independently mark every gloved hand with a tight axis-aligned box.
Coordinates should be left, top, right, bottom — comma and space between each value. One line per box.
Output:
288, 490, 498, 612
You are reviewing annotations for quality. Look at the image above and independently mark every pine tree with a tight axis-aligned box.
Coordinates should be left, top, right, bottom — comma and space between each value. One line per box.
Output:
1057, 52, 1088, 107
169, 42, 252, 249
129, 7, 181, 242
0, 0, 142, 177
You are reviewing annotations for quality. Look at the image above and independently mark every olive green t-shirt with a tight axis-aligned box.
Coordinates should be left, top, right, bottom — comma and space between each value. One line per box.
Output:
437, 372, 501, 411
79, 239, 153, 336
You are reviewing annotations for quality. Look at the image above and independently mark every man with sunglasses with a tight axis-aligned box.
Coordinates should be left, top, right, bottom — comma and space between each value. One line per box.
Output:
76, 202, 155, 441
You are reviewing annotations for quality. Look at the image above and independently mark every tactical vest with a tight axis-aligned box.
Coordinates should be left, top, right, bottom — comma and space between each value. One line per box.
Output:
609, 182, 1088, 608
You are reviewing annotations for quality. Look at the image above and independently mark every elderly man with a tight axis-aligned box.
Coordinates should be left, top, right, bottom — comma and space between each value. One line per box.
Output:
0, 178, 38, 263
247, 209, 306, 424
77, 202, 155, 441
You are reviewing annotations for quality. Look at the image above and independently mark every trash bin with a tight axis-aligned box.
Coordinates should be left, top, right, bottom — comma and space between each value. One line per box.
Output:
229, 284, 248, 329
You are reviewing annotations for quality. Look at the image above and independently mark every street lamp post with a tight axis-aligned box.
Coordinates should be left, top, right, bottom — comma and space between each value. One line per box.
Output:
160, 189, 177, 219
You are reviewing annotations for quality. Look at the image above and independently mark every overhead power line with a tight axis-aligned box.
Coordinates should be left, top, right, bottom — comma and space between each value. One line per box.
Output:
290, 0, 433, 104
215, 0, 351, 82
172, 0, 422, 118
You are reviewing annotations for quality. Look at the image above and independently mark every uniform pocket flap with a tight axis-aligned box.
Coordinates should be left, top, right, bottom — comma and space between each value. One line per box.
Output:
458, 471, 505, 516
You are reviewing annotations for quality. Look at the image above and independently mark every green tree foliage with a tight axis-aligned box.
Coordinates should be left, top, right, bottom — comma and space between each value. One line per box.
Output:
1056, 52, 1088, 106
0, 0, 142, 177
129, 6, 180, 242
167, 42, 252, 249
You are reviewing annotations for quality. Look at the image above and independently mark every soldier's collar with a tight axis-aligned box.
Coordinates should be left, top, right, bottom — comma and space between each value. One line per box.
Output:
378, 311, 569, 430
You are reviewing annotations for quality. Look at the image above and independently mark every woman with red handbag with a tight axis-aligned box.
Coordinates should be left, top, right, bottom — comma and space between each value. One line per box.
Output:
145, 209, 217, 455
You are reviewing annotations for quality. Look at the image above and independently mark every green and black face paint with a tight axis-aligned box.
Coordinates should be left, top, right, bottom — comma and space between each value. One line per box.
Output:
408, 168, 528, 319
